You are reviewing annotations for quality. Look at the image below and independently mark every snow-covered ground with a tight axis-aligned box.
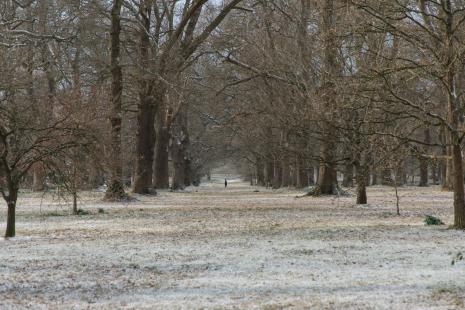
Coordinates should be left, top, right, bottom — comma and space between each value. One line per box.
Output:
1, 178, 465, 309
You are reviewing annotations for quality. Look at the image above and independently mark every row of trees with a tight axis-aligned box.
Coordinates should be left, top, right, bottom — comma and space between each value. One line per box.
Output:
0, 0, 242, 237
2, 0, 465, 238
211, 0, 465, 227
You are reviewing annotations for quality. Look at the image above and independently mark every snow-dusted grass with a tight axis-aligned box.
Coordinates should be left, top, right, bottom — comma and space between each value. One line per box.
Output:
1, 180, 464, 309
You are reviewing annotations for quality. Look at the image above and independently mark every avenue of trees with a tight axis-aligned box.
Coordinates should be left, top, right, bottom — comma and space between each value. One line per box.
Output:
1, 0, 465, 237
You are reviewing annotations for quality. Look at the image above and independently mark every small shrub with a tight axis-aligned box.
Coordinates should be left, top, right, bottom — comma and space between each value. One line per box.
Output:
76, 209, 90, 216
98, 208, 105, 214
424, 215, 444, 226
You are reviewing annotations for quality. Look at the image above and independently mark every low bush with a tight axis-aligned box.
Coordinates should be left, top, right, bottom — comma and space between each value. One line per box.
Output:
424, 215, 444, 226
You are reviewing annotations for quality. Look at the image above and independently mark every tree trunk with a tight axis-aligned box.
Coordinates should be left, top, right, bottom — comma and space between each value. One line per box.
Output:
342, 162, 354, 187
4, 186, 18, 238
171, 106, 189, 190
431, 159, 439, 185
308, 165, 315, 185
264, 159, 273, 188
445, 146, 454, 190
316, 0, 338, 195
105, 0, 126, 200
453, 143, 465, 228
133, 96, 156, 194
184, 158, 192, 187
296, 158, 309, 188
72, 191, 78, 215
256, 158, 265, 186
419, 158, 428, 187
439, 126, 450, 190
171, 146, 185, 190
272, 159, 282, 189
371, 168, 378, 185
381, 168, 393, 186
315, 165, 320, 184
444, 0, 465, 228
5, 201, 16, 238
153, 106, 171, 189
133, 0, 156, 194
317, 147, 337, 194
355, 163, 367, 205
419, 128, 431, 187
281, 157, 290, 187
396, 163, 406, 186
32, 164, 45, 192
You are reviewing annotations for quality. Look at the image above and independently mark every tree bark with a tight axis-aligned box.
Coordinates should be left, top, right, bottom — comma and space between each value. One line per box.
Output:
396, 163, 406, 186
419, 158, 428, 187
371, 168, 379, 185
445, 147, 454, 190
105, 0, 126, 200
342, 162, 354, 187
281, 157, 290, 187
452, 144, 465, 228
153, 106, 171, 189
32, 164, 45, 192
316, 0, 338, 194
296, 158, 309, 188
171, 146, 185, 190
439, 126, 450, 190
419, 128, 431, 187
317, 144, 338, 194
133, 0, 156, 194
308, 165, 315, 185
171, 106, 189, 190
272, 159, 282, 189
5, 186, 18, 238
72, 191, 78, 215
184, 157, 192, 187
255, 158, 265, 186
381, 168, 393, 186
355, 163, 367, 205
444, 0, 465, 228
133, 96, 156, 194
264, 159, 273, 188
431, 159, 439, 185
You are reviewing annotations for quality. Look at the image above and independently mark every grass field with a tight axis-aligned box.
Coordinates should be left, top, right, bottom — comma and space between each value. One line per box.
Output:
1, 178, 464, 309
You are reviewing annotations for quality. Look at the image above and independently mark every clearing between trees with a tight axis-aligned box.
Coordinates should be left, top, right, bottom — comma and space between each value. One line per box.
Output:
1, 178, 465, 309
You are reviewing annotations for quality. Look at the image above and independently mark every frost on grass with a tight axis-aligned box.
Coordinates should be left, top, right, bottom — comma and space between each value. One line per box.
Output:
0, 181, 465, 309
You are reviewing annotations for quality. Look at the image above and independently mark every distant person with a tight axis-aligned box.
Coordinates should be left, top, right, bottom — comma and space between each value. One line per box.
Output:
225, 179, 228, 188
